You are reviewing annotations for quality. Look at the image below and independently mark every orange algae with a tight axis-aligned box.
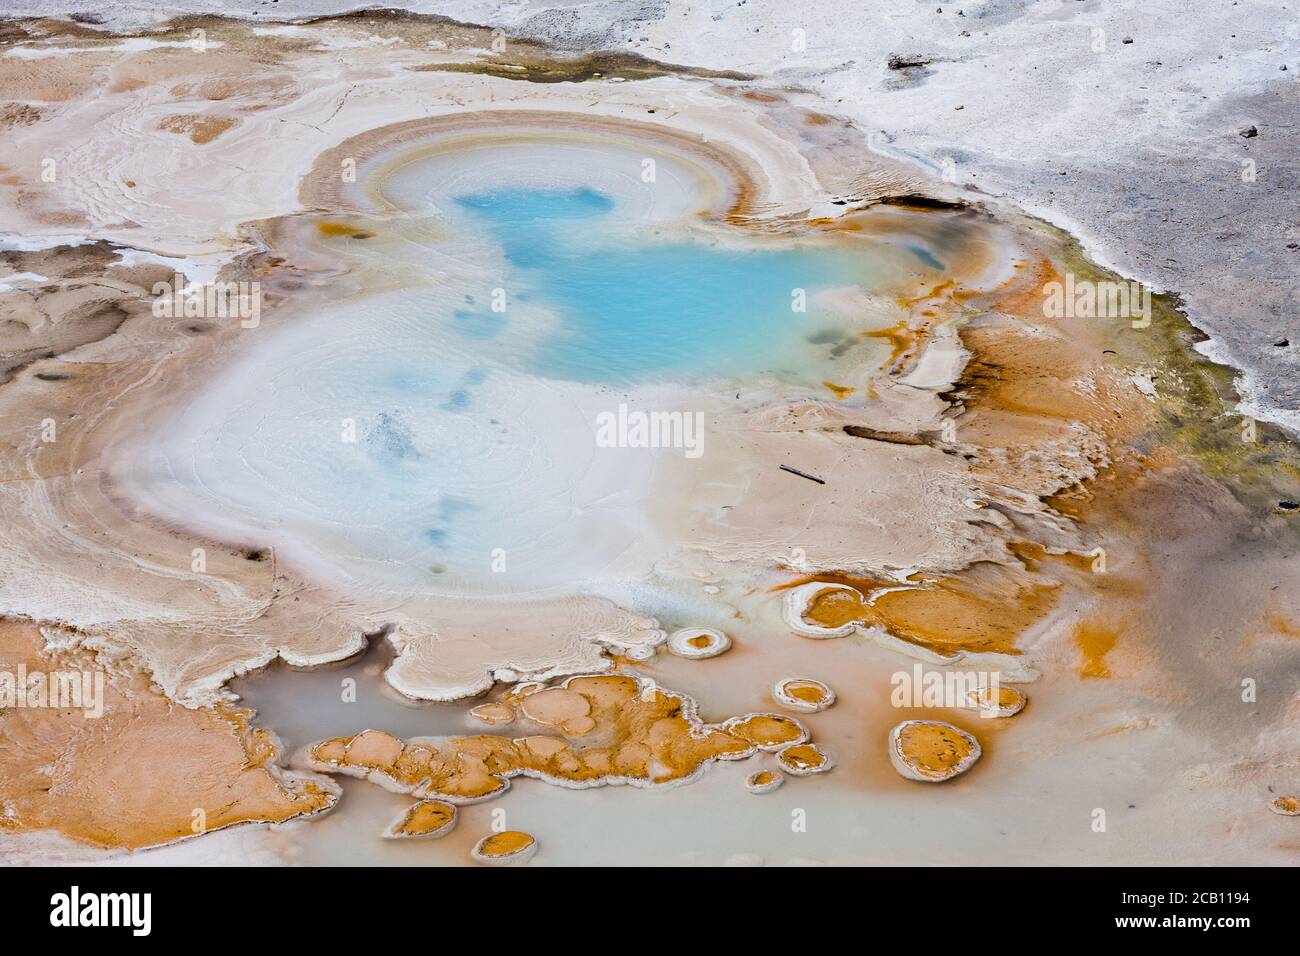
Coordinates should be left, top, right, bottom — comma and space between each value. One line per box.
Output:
317, 220, 377, 239
1268, 797, 1300, 816
786, 682, 828, 704
976, 684, 1026, 710
862, 320, 920, 370
777, 743, 832, 774
473, 830, 536, 862
792, 571, 1055, 656
955, 265, 1152, 461
772, 571, 889, 593
822, 380, 856, 399
387, 799, 457, 838
863, 578, 1055, 655
1073, 617, 1122, 678
745, 768, 783, 793
0, 619, 335, 850
803, 585, 871, 629
897, 279, 955, 309
307, 675, 812, 799
724, 714, 807, 750
988, 256, 1063, 318
891, 720, 980, 781
900, 723, 973, 770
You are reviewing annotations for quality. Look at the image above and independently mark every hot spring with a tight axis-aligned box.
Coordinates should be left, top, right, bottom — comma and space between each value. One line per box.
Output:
115, 133, 964, 600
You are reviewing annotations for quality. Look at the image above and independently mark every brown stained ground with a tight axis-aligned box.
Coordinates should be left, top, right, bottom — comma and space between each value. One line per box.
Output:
0, 618, 335, 850
309, 674, 809, 799
958, 256, 1153, 471
157, 113, 237, 144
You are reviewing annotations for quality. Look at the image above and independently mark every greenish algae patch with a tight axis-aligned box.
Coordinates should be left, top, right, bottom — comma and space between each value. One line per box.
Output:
1047, 237, 1300, 516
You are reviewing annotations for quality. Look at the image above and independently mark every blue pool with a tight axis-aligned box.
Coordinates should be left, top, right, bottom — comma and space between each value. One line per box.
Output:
451, 186, 870, 385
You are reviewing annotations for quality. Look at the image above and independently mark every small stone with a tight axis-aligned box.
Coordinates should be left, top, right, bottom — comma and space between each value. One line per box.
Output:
1240, 125, 1258, 138
887, 53, 933, 70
